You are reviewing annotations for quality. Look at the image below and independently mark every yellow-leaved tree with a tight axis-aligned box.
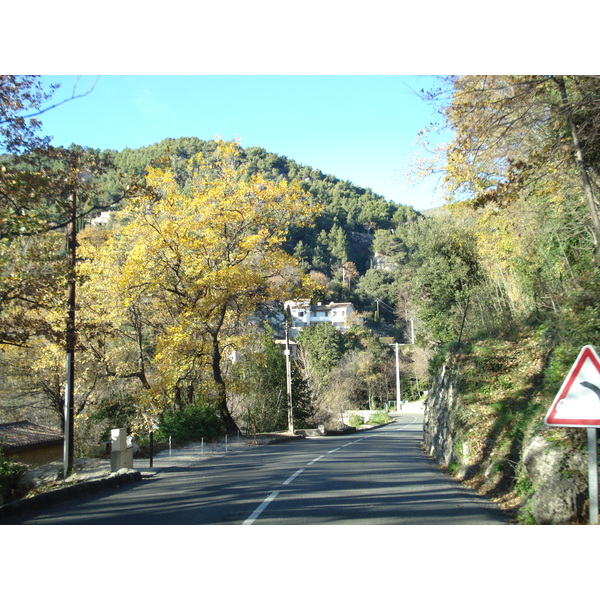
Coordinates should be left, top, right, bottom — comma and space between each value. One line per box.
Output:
79, 141, 319, 433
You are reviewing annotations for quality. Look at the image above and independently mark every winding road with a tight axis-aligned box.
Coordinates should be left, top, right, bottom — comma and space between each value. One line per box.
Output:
5, 414, 510, 525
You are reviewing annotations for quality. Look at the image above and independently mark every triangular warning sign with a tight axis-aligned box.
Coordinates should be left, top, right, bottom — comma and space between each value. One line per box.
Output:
545, 345, 600, 427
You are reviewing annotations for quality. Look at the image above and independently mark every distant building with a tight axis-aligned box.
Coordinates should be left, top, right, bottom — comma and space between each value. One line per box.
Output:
284, 300, 362, 338
0, 421, 64, 466
90, 211, 112, 226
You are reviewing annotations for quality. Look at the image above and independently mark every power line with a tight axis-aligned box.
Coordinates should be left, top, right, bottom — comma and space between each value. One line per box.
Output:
375, 298, 396, 315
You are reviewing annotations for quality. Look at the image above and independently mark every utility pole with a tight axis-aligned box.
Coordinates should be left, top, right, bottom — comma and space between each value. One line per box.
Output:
63, 186, 77, 479
62, 162, 92, 479
285, 323, 294, 434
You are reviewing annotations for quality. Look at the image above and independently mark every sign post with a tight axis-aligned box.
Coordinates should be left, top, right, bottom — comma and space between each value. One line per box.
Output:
544, 345, 600, 524
588, 428, 598, 524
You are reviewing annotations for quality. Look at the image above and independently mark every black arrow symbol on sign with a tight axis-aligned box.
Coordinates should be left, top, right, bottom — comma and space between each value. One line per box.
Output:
580, 381, 600, 401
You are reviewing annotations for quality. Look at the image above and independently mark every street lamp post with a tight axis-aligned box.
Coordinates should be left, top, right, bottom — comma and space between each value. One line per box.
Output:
285, 323, 294, 434
391, 343, 402, 412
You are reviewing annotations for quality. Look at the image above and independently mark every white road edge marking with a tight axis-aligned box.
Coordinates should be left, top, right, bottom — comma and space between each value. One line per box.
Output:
243, 491, 281, 525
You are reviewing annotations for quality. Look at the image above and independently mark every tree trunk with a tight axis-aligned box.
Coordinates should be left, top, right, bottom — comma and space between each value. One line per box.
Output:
553, 76, 600, 263
211, 337, 238, 433
209, 304, 239, 433
456, 295, 470, 349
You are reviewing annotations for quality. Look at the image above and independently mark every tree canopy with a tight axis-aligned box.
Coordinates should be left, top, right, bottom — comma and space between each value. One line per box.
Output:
78, 141, 318, 432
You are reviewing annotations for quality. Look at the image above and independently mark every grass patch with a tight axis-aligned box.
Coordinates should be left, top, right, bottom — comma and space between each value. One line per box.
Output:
348, 413, 365, 428
367, 411, 393, 425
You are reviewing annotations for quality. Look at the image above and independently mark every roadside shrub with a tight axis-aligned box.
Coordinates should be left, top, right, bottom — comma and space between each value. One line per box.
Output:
0, 449, 27, 505
367, 411, 392, 425
348, 413, 365, 428
159, 404, 225, 445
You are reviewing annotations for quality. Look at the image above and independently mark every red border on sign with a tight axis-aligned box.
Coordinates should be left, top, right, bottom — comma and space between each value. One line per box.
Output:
545, 346, 600, 427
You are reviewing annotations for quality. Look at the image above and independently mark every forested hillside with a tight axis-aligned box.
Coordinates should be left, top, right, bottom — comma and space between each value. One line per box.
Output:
96, 136, 421, 278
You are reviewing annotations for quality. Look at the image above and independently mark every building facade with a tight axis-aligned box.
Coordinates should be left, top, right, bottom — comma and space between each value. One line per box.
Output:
284, 300, 362, 338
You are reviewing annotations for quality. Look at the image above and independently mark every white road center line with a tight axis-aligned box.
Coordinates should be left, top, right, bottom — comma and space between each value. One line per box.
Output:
244, 437, 373, 523
243, 491, 281, 525
283, 468, 305, 485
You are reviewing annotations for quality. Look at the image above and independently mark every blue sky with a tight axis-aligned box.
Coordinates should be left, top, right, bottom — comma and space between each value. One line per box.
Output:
6, 1, 596, 216
37, 75, 449, 212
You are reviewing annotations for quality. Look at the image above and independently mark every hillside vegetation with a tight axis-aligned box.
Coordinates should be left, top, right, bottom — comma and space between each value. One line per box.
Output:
418, 76, 600, 523
426, 317, 599, 523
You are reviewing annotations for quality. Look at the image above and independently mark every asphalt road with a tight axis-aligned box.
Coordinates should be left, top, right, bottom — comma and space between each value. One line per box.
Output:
4, 414, 510, 525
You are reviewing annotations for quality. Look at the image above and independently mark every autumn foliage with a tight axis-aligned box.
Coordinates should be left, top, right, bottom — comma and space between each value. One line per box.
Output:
78, 141, 318, 433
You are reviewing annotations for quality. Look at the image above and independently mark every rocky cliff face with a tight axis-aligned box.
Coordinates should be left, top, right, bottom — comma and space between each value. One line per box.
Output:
423, 351, 592, 525
423, 362, 458, 468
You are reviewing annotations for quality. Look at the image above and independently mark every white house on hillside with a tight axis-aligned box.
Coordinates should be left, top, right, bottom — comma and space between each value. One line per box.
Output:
90, 211, 112, 226
284, 300, 362, 338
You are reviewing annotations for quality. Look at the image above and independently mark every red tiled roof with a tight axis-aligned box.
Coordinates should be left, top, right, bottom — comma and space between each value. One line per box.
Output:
0, 420, 63, 452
